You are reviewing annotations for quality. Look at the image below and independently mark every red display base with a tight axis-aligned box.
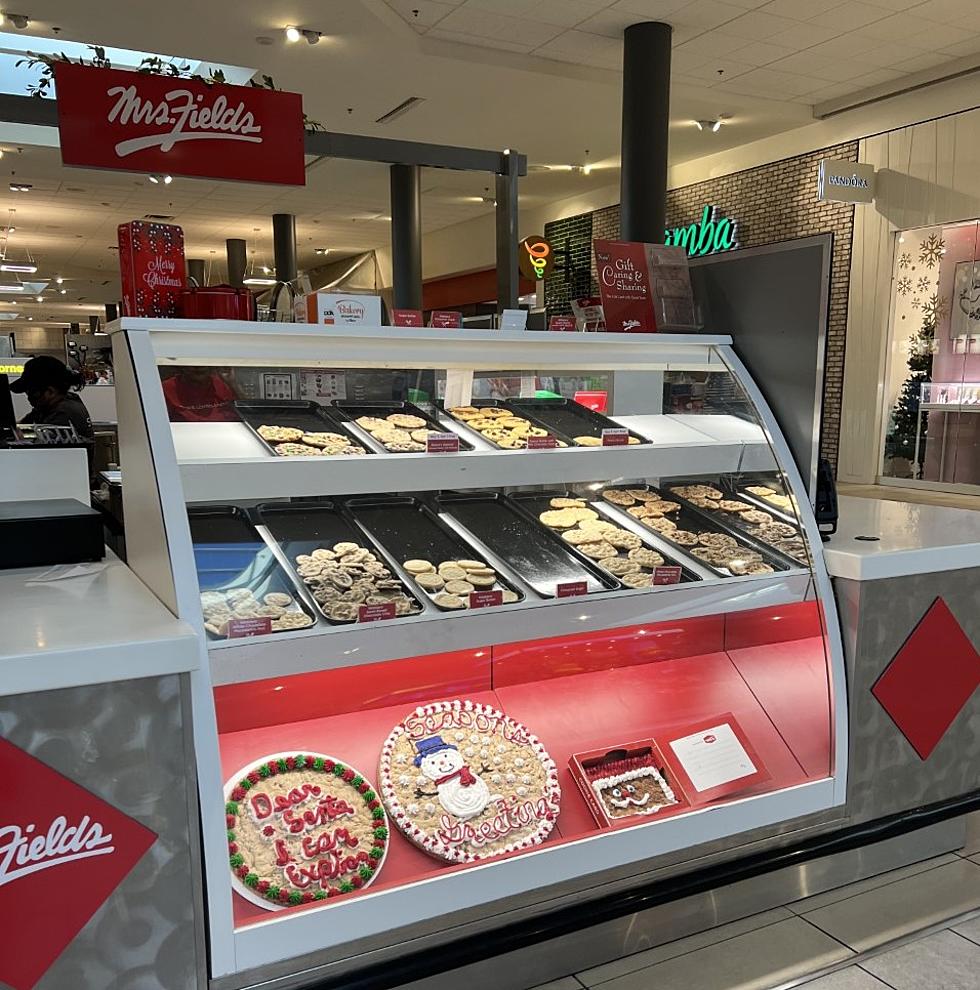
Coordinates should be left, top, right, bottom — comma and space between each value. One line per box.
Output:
215, 603, 832, 928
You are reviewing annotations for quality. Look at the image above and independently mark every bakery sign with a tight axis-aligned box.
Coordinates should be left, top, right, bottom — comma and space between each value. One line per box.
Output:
817, 159, 875, 204
0, 737, 156, 990
665, 204, 738, 258
52, 62, 306, 185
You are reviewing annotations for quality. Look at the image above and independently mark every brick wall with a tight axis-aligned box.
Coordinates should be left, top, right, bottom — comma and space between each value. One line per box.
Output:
544, 141, 858, 468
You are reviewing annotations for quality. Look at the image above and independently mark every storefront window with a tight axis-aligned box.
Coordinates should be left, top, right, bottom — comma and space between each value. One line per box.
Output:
880, 221, 980, 491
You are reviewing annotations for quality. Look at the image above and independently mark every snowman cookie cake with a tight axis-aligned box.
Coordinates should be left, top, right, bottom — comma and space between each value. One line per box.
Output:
379, 700, 561, 863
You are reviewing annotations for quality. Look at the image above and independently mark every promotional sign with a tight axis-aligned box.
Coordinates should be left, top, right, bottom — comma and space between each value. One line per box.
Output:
430, 310, 463, 329
426, 432, 460, 453
0, 738, 156, 990
548, 315, 577, 331
227, 616, 273, 638
358, 602, 397, 622
665, 204, 738, 257
652, 565, 682, 585
570, 296, 604, 330
117, 220, 185, 318
601, 428, 629, 446
469, 590, 503, 609
54, 62, 306, 185
556, 581, 587, 598
526, 434, 558, 449
518, 235, 555, 281
298, 293, 382, 327
817, 159, 875, 204
391, 309, 424, 327
594, 240, 657, 333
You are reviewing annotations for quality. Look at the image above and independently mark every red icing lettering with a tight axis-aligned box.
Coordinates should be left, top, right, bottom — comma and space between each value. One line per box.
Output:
249, 793, 273, 821
435, 797, 557, 848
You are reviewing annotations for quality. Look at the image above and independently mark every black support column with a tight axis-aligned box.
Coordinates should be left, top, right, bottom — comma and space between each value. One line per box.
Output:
226, 239, 247, 288
187, 258, 206, 287
389, 163, 422, 310
495, 151, 520, 313
620, 22, 672, 244
272, 214, 297, 284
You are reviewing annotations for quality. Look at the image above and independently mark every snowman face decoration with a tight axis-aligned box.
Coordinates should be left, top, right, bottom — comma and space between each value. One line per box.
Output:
420, 747, 463, 781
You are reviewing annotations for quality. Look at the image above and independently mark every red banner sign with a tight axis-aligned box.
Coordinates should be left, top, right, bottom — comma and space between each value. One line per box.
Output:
0, 738, 156, 990
594, 240, 658, 333
53, 62, 306, 185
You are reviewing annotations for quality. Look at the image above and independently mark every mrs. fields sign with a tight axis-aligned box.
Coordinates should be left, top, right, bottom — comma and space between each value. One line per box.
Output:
53, 62, 306, 185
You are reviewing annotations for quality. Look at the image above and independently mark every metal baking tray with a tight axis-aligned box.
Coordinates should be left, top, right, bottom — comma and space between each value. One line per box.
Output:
233, 399, 368, 457
344, 495, 525, 610
437, 399, 572, 449
509, 490, 701, 585
434, 491, 619, 598
187, 505, 316, 638
733, 479, 801, 526
505, 397, 650, 446
664, 479, 807, 568
330, 400, 473, 454
255, 501, 424, 624
595, 484, 792, 579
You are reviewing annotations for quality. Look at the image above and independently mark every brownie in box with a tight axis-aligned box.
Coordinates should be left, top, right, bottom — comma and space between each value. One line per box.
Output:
570, 741, 687, 828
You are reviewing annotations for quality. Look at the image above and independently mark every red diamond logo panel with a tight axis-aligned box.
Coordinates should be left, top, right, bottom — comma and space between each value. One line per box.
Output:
0, 737, 157, 990
872, 597, 980, 761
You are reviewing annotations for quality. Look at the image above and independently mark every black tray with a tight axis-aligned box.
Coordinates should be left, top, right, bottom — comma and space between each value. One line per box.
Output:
434, 492, 619, 598
734, 479, 801, 526
344, 495, 525, 610
505, 397, 650, 446
665, 479, 807, 567
509, 490, 701, 585
595, 485, 791, 579
187, 505, 315, 638
437, 399, 571, 449
233, 399, 368, 457
255, 501, 424, 624
331, 400, 473, 454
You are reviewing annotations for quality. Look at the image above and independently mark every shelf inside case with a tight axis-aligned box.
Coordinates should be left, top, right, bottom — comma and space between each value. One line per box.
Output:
215, 601, 832, 930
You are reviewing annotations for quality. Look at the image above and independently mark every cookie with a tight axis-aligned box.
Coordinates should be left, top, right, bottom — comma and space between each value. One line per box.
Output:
432, 592, 466, 610
539, 509, 578, 529
263, 592, 294, 608
605, 529, 642, 550
698, 532, 737, 549
628, 489, 661, 502
448, 406, 481, 419
273, 612, 314, 630
578, 540, 617, 560
562, 528, 597, 545
388, 413, 428, 429
301, 431, 350, 448
257, 424, 303, 443
550, 497, 586, 509
404, 559, 435, 574
746, 485, 776, 497
620, 572, 654, 589
438, 563, 469, 581
444, 580, 475, 595
573, 435, 602, 446
456, 559, 486, 571
669, 529, 699, 545
416, 572, 446, 591
646, 517, 677, 533
501, 590, 519, 604
603, 489, 636, 506
378, 700, 560, 863
274, 442, 320, 457
741, 510, 773, 525
601, 557, 640, 576
468, 573, 497, 588
628, 547, 665, 568
718, 500, 750, 513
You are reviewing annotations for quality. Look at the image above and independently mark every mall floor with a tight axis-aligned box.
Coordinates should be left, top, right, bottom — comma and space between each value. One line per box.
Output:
527, 820, 980, 990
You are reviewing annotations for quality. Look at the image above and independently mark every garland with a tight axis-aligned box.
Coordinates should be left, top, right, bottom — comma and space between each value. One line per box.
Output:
226, 753, 386, 908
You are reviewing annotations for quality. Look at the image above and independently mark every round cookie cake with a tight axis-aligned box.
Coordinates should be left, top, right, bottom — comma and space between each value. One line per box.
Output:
224, 752, 388, 910
379, 700, 561, 863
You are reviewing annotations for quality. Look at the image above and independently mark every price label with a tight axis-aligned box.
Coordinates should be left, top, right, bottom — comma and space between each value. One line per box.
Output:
601, 428, 629, 446
392, 309, 423, 327
548, 315, 577, 332
358, 602, 397, 622
426, 432, 460, 453
430, 310, 463, 328
226, 617, 273, 638
653, 566, 682, 585
469, 590, 503, 609
556, 581, 587, 598
526, 434, 558, 449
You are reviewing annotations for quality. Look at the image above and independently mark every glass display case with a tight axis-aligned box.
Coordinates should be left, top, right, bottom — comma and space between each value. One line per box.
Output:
109, 318, 845, 984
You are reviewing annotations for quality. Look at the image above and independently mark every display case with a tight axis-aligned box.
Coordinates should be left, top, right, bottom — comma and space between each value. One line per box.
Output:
109, 319, 845, 985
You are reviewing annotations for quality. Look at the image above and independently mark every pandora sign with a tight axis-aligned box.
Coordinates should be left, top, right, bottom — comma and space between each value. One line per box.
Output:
54, 62, 306, 185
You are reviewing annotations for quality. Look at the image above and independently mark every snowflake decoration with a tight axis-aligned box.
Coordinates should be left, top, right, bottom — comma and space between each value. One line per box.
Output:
919, 233, 945, 268
898, 252, 912, 269
911, 297, 921, 310
916, 276, 932, 294
897, 276, 912, 295
921, 292, 948, 322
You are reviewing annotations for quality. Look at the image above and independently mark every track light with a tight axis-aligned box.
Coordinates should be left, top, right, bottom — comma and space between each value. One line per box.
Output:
35, 295, 43, 302
314, 247, 329, 256
148, 174, 173, 185
694, 119, 723, 132
285, 25, 301, 42
7, 13, 30, 29
55, 276, 63, 284
302, 29, 321, 44
8, 183, 31, 193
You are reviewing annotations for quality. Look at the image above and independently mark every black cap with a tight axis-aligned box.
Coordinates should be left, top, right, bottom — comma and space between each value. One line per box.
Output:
9, 355, 76, 393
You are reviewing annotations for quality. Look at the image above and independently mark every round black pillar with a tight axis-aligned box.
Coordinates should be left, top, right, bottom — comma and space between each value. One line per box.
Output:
226, 239, 247, 288
272, 214, 297, 284
620, 21, 672, 244
390, 163, 422, 310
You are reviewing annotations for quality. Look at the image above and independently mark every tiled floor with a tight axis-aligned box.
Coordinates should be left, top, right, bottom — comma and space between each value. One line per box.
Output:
531, 827, 980, 990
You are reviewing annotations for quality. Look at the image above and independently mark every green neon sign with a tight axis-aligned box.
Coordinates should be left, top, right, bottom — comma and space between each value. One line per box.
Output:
665, 204, 738, 257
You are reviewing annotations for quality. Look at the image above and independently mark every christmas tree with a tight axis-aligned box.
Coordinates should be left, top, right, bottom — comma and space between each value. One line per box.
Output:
885, 313, 935, 477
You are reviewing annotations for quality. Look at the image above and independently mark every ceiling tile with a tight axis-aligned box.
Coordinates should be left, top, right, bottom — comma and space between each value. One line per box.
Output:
436, 6, 564, 44
719, 65, 829, 94
716, 9, 809, 38
669, 0, 747, 30
383, 0, 458, 29
937, 35, 980, 56
728, 38, 798, 63
809, 1, 892, 30
758, 0, 840, 18
676, 30, 748, 57
575, 8, 640, 37
464, 0, 607, 28
845, 67, 908, 87
535, 29, 621, 56
860, 39, 934, 66
858, 12, 976, 45
682, 57, 757, 82
805, 32, 880, 58
897, 50, 959, 71
767, 50, 871, 79
859, 0, 931, 9
614, 0, 691, 16
426, 27, 538, 51
910, 0, 980, 22
764, 21, 844, 45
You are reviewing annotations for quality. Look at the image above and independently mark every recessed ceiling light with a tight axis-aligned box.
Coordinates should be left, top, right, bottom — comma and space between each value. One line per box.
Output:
285, 25, 301, 42
35, 295, 43, 302
0, 285, 26, 293
8, 183, 31, 193
7, 13, 30, 30
55, 276, 64, 284
0, 263, 36, 273
59, 288, 67, 295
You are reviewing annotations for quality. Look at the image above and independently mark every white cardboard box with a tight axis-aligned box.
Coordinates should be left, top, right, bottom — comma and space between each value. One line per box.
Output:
295, 292, 383, 326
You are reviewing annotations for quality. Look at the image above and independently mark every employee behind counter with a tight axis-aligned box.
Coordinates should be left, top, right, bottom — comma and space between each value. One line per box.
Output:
10, 355, 94, 439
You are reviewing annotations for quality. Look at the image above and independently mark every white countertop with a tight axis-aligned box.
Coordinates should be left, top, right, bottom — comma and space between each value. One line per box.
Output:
823, 495, 980, 581
0, 553, 199, 697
